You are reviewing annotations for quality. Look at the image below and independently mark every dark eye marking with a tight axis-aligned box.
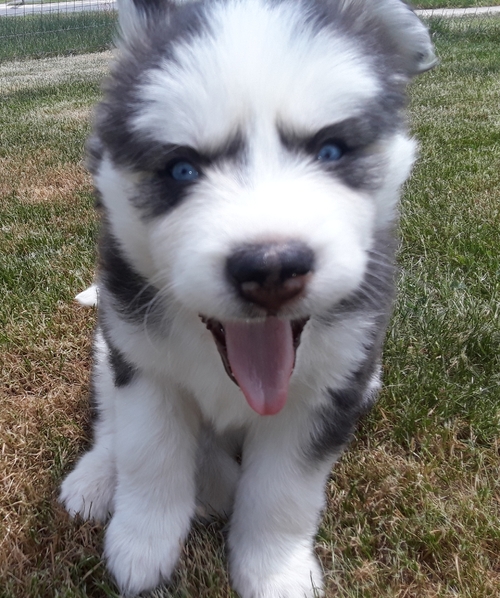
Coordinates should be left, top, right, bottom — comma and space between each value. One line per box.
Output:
279, 117, 382, 160
307, 126, 354, 161
153, 134, 243, 183
130, 134, 245, 218
154, 146, 203, 183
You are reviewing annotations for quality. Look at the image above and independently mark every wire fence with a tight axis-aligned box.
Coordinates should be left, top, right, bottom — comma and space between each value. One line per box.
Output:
0, 2, 500, 62
0, 0, 117, 61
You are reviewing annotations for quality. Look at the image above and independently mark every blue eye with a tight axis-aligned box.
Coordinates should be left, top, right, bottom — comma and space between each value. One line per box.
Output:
170, 161, 199, 182
317, 143, 344, 162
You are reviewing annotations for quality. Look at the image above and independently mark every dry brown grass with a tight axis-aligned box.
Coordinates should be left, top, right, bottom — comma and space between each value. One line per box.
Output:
0, 155, 92, 205
0, 302, 99, 593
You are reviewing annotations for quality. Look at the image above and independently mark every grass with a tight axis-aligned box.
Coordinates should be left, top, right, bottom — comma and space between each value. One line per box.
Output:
1, 17, 499, 598
414, 0, 500, 7
0, 11, 116, 62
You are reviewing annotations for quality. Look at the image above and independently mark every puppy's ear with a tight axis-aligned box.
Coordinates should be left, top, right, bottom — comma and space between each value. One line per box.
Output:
372, 0, 437, 76
116, 0, 171, 43
116, 0, 199, 44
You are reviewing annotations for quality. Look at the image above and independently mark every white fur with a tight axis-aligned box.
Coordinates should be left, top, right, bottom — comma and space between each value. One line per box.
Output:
74, 283, 98, 307
94, 161, 157, 280
61, 0, 435, 596
60, 333, 116, 521
104, 374, 198, 595
133, 0, 380, 150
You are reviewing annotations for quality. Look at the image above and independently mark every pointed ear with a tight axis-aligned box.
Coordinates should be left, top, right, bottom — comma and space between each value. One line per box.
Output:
373, 0, 437, 77
116, 0, 169, 43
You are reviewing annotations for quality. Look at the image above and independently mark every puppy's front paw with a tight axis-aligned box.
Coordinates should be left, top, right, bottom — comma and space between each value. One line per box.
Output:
104, 513, 181, 596
231, 547, 323, 598
59, 450, 115, 522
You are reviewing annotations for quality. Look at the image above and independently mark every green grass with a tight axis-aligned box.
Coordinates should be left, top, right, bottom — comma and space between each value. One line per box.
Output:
0, 11, 117, 62
1, 18, 499, 598
414, 0, 500, 7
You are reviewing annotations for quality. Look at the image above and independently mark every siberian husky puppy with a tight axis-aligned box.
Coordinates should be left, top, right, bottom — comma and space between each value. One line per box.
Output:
60, 0, 436, 595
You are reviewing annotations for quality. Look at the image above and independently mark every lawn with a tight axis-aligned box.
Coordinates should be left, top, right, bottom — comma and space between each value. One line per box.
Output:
1, 16, 499, 598
414, 0, 500, 7
0, 11, 116, 61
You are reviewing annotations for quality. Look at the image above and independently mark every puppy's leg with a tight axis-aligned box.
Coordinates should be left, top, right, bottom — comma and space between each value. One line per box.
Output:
60, 332, 116, 522
104, 375, 198, 596
229, 410, 335, 598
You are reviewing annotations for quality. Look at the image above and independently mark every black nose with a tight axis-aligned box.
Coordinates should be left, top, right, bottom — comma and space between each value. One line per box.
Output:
226, 241, 315, 313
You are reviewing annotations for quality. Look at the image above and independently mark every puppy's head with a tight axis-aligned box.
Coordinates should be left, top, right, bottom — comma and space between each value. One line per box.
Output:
93, 0, 435, 413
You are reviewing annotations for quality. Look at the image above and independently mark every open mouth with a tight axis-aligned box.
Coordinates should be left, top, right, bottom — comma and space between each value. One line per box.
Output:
201, 316, 308, 416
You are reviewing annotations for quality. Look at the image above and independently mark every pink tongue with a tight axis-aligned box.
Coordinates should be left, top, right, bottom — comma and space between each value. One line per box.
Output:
224, 317, 294, 416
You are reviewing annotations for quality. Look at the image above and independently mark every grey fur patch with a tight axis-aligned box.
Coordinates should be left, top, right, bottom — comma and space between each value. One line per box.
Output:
324, 228, 397, 322
85, 356, 100, 440
130, 134, 245, 218
300, 0, 436, 78
280, 99, 407, 191
94, 2, 209, 171
85, 134, 104, 176
98, 221, 163, 325
130, 0, 165, 17
98, 321, 138, 387
85, 134, 104, 209
306, 337, 384, 461
305, 229, 397, 461
108, 342, 137, 387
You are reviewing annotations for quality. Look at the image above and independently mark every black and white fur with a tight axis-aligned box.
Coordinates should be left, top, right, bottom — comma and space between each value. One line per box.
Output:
60, 1, 436, 596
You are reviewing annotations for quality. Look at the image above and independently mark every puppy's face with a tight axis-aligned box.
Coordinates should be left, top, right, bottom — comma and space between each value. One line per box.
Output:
93, 0, 434, 413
